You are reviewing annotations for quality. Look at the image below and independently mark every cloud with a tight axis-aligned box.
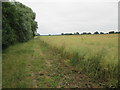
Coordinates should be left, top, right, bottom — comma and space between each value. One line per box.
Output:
17, 0, 119, 3
17, 0, 118, 35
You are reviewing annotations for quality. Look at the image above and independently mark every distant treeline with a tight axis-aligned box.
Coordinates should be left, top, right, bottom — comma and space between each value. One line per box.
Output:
61, 31, 120, 35
2, 2, 38, 49
38, 31, 120, 36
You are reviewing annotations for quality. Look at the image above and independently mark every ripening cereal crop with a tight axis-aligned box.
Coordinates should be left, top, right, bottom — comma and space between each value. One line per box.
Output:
39, 34, 118, 87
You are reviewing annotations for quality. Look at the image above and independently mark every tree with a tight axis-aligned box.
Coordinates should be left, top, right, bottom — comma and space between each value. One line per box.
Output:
109, 31, 115, 34
100, 32, 104, 34
36, 33, 40, 36
2, 1, 38, 49
94, 31, 99, 34
115, 31, 120, 34
87, 32, 91, 34
82, 32, 87, 35
75, 32, 79, 35
64, 33, 72, 35
61, 33, 64, 35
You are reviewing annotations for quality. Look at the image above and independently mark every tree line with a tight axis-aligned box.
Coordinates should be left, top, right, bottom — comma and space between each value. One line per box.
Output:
61, 31, 120, 35
2, 1, 38, 49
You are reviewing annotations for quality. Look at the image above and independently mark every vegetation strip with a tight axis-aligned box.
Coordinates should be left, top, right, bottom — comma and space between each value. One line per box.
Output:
3, 38, 103, 88
40, 35, 118, 88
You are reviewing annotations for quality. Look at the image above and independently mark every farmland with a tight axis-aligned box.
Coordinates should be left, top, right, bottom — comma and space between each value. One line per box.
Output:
3, 34, 118, 88
40, 34, 118, 87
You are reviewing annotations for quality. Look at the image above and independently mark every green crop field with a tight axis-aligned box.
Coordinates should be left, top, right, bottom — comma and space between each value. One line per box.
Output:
3, 34, 119, 88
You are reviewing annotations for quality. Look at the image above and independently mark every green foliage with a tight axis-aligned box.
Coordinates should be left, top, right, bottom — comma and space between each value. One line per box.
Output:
2, 2, 38, 49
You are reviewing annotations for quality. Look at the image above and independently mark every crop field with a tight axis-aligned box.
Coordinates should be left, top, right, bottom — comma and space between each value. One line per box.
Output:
3, 34, 119, 88
40, 34, 118, 87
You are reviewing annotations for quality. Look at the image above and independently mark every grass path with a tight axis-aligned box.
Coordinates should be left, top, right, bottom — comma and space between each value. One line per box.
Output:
3, 38, 102, 88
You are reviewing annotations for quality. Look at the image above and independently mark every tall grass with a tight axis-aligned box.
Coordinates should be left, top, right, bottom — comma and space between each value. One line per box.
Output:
2, 40, 35, 88
39, 34, 118, 87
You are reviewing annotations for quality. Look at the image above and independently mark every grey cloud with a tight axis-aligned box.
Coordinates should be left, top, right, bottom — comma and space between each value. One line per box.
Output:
17, 1, 118, 35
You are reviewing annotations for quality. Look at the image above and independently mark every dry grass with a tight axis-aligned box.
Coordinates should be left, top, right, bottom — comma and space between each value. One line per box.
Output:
40, 34, 118, 87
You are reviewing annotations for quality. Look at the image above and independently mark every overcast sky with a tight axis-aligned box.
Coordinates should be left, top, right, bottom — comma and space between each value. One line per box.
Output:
16, 0, 118, 35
